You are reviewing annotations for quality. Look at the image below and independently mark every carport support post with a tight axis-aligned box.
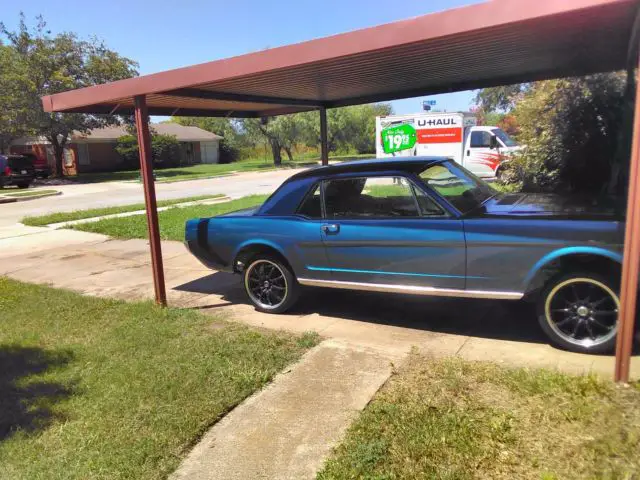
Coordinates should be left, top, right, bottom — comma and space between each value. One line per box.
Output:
615, 60, 640, 382
320, 106, 329, 166
134, 95, 167, 307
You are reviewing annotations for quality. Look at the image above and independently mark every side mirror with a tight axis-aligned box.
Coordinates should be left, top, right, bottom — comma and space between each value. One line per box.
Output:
489, 135, 499, 150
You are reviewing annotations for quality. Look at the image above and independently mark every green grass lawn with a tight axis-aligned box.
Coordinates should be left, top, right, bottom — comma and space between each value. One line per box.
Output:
318, 354, 640, 480
22, 194, 225, 226
0, 277, 317, 480
2, 189, 59, 198
70, 195, 269, 240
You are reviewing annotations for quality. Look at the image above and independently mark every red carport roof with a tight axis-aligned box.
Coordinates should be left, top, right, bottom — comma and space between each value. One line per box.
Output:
42, 0, 639, 118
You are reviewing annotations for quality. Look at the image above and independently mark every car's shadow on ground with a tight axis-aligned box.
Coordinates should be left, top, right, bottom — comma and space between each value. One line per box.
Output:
175, 272, 548, 345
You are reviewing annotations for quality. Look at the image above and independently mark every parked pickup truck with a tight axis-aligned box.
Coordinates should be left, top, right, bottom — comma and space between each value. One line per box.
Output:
185, 157, 628, 354
0, 154, 36, 189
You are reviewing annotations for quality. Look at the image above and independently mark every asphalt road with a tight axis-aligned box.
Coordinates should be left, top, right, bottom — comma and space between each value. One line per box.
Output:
0, 168, 302, 227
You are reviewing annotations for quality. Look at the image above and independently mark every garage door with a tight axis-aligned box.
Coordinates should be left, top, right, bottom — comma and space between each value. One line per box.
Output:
200, 141, 219, 164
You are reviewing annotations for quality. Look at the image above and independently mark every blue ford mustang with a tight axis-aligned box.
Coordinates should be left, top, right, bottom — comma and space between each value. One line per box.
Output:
186, 157, 626, 354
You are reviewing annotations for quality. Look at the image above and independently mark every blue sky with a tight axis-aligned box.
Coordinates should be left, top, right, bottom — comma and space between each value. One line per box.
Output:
3, 0, 481, 115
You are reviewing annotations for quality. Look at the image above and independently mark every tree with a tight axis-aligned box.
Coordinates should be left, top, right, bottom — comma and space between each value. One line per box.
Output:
0, 43, 33, 153
241, 114, 310, 165
338, 104, 392, 154
298, 103, 393, 155
473, 84, 529, 113
504, 73, 627, 193
0, 14, 138, 175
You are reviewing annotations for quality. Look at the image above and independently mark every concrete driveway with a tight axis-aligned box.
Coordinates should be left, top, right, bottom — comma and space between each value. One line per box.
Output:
1, 227, 636, 378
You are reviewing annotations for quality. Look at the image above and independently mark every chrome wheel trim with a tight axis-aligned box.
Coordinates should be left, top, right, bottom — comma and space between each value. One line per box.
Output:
244, 259, 288, 310
544, 277, 619, 349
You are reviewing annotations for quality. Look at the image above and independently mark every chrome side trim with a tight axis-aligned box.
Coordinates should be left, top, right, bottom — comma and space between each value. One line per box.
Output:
297, 278, 523, 300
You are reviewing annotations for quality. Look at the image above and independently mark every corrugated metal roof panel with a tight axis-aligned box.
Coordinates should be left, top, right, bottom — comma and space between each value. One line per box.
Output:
42, 0, 638, 117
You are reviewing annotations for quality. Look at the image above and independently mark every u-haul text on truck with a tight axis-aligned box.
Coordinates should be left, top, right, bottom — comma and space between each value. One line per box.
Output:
375, 112, 521, 178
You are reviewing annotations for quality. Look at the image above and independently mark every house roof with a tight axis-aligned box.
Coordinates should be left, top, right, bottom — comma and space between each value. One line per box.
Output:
72, 123, 223, 141
41, 0, 639, 118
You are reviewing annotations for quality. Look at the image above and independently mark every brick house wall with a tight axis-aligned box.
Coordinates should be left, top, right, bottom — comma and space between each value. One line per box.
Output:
71, 141, 124, 173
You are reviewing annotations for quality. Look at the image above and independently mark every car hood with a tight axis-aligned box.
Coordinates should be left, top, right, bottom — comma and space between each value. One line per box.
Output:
477, 193, 623, 219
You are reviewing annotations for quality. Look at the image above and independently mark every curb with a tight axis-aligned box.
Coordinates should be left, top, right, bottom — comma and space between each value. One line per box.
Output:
154, 172, 237, 184
0, 191, 62, 203
46, 195, 231, 229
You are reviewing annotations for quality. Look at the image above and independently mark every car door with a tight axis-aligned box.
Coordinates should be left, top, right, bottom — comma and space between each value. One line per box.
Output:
317, 174, 466, 289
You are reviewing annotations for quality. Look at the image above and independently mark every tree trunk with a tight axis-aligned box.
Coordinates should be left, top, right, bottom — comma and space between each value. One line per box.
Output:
270, 138, 282, 166
50, 136, 66, 177
283, 146, 294, 162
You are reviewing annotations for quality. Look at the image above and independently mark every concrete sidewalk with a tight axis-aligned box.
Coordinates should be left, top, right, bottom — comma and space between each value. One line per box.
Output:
171, 340, 396, 480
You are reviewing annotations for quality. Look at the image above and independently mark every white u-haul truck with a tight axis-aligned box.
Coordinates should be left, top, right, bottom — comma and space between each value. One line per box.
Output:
375, 112, 520, 178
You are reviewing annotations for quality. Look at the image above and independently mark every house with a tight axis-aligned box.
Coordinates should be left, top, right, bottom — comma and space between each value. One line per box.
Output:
10, 123, 222, 175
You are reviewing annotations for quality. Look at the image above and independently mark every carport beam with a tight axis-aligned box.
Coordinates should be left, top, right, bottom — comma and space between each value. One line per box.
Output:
615, 56, 640, 382
134, 95, 167, 307
320, 107, 328, 166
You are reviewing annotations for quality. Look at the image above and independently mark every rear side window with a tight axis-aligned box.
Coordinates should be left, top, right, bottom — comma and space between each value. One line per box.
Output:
324, 176, 420, 218
297, 184, 322, 219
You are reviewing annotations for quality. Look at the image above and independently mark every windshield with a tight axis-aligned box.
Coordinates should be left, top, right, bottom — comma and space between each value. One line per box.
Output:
419, 161, 495, 214
491, 128, 518, 147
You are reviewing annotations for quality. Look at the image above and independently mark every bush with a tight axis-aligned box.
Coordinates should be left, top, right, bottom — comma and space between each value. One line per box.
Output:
218, 140, 239, 164
151, 134, 180, 168
502, 73, 627, 193
114, 134, 139, 169
115, 134, 181, 169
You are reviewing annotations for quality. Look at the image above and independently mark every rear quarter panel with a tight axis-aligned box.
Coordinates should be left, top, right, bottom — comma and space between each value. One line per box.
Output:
203, 215, 330, 277
463, 218, 624, 293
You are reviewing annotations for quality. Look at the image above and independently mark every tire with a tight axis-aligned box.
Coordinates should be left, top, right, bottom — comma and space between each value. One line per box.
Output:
17, 183, 30, 189
243, 255, 299, 314
537, 272, 619, 354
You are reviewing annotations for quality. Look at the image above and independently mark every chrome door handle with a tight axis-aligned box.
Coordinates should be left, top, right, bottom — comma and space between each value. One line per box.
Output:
321, 224, 340, 234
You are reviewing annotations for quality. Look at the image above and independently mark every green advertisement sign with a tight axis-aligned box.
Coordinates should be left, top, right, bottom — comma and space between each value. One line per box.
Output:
381, 124, 417, 154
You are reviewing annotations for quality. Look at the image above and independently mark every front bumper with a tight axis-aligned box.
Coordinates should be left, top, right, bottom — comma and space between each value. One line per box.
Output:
3, 174, 34, 185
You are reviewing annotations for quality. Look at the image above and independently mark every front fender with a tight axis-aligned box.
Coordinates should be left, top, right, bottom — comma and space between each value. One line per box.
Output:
522, 246, 622, 290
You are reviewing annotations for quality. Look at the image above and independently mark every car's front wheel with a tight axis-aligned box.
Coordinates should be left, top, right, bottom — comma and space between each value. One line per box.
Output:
537, 272, 619, 354
243, 255, 299, 313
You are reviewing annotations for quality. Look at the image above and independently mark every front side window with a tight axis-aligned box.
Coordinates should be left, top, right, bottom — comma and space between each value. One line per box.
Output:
470, 131, 492, 148
324, 176, 420, 218
419, 162, 494, 214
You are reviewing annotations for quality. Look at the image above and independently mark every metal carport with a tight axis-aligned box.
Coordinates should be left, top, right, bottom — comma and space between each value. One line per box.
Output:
41, 0, 640, 381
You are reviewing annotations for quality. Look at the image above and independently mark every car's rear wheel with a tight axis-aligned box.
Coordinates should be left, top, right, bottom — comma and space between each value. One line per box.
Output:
537, 272, 619, 354
16, 182, 30, 189
243, 255, 299, 313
